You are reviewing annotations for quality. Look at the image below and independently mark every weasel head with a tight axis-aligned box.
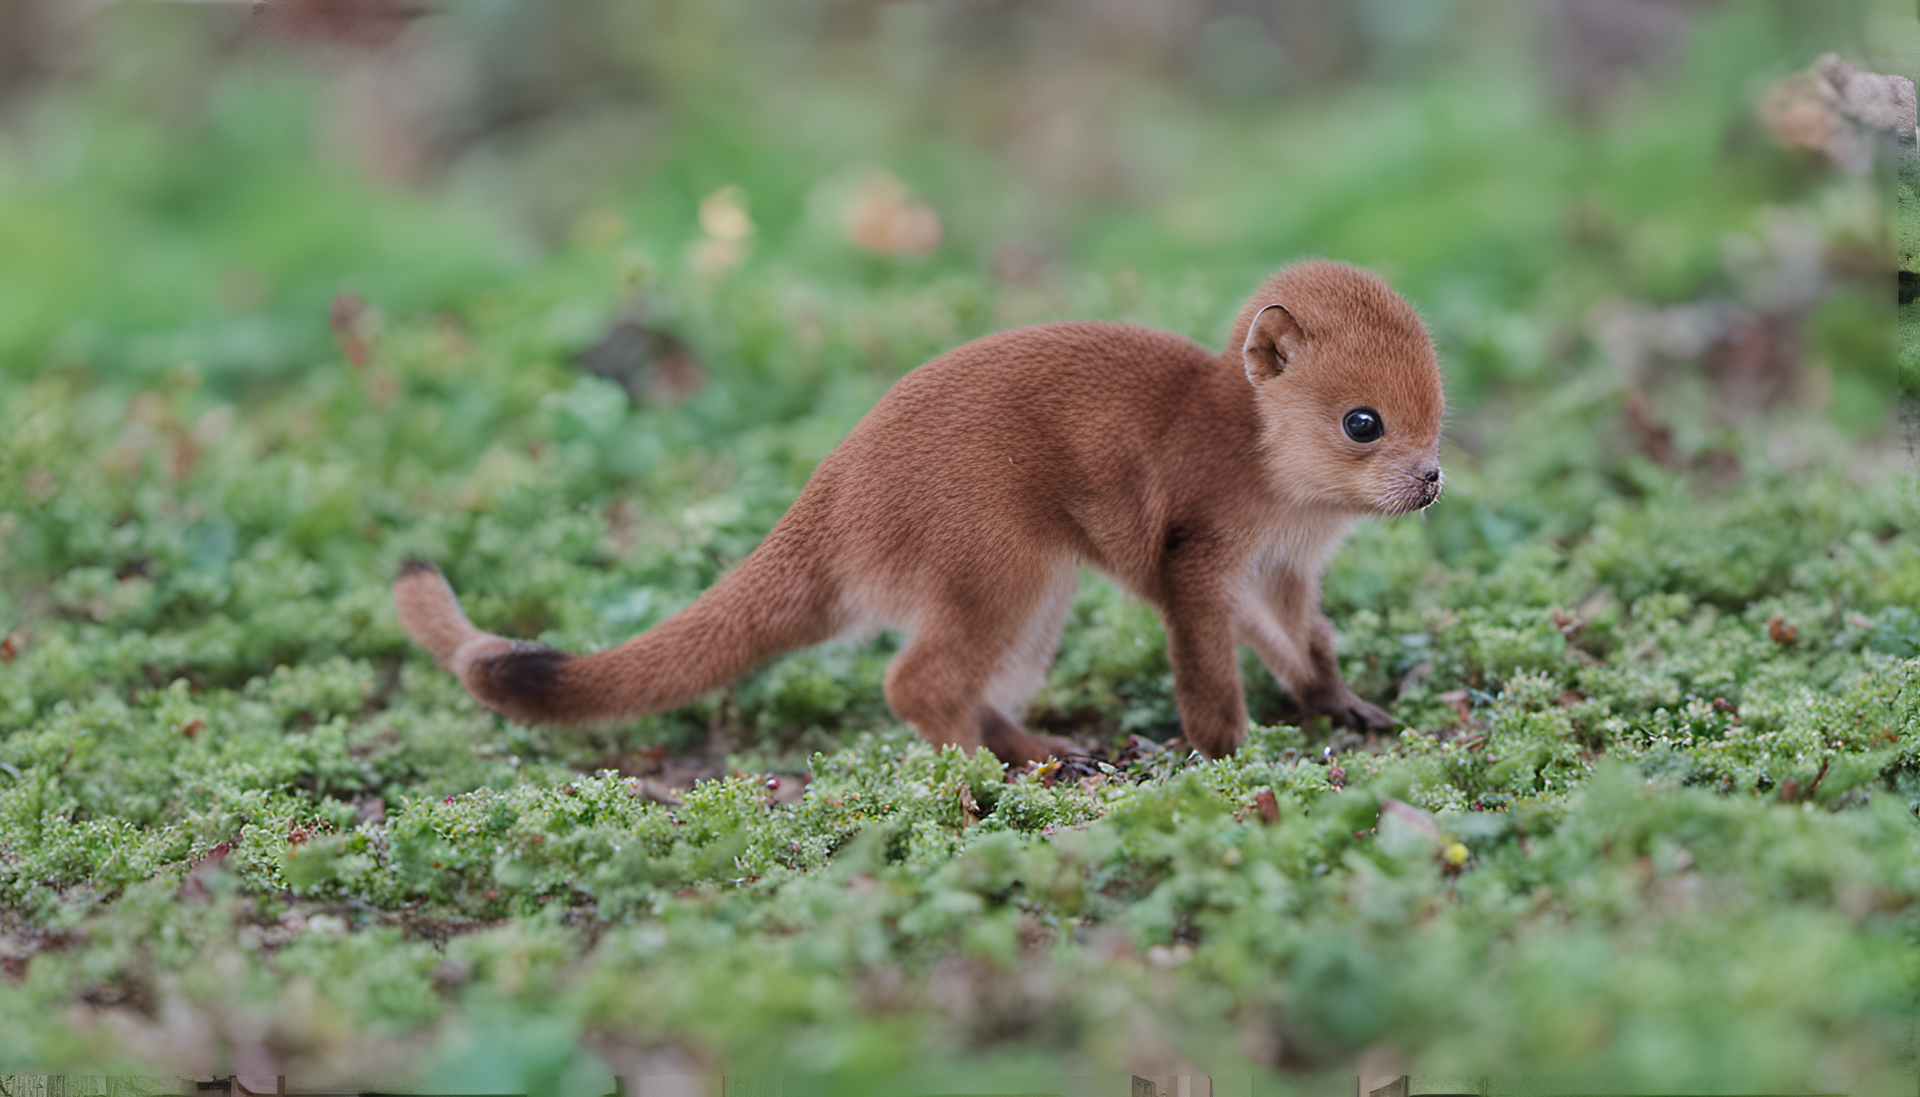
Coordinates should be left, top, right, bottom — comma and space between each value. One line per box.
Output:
1235, 261, 1445, 517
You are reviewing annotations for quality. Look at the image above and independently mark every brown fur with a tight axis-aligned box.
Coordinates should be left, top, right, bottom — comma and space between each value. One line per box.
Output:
394, 260, 1445, 763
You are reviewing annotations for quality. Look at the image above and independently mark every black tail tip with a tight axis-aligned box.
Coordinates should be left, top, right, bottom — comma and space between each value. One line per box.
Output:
397, 558, 442, 580
472, 642, 572, 710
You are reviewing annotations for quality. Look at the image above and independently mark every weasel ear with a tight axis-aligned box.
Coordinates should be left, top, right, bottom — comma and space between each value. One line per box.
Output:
1243, 303, 1303, 384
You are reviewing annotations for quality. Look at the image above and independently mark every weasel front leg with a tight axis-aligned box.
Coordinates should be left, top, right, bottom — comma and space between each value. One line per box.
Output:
1160, 589, 1252, 760
1241, 569, 1394, 734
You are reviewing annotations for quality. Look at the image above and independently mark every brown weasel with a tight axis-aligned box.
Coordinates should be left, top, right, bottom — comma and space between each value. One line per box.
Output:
394, 260, 1444, 764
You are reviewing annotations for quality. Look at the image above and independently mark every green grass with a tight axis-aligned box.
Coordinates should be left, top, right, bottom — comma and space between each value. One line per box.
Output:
0, 3, 1914, 1090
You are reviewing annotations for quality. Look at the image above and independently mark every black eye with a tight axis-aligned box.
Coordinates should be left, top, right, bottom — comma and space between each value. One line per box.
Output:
1343, 407, 1384, 443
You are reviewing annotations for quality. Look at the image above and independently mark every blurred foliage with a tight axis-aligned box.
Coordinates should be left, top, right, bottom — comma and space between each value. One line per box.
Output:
0, 0, 1913, 1089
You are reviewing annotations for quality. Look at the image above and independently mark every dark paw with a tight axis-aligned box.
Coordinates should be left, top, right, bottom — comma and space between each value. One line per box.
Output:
1180, 730, 1245, 761
1328, 695, 1395, 733
980, 713, 1076, 767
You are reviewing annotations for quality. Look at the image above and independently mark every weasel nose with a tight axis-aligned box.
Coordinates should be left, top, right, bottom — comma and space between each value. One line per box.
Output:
1422, 467, 1440, 483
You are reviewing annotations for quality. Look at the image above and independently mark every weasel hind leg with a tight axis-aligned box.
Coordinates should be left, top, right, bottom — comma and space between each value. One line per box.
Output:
981, 566, 1077, 718
882, 563, 1078, 767
982, 566, 1081, 764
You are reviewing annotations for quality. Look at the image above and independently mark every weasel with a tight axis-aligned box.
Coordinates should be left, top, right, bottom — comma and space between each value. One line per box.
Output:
394, 260, 1445, 764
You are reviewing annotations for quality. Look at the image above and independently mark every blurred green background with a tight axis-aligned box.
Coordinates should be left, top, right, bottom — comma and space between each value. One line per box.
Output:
0, 0, 1915, 1089
0, 0, 1901, 412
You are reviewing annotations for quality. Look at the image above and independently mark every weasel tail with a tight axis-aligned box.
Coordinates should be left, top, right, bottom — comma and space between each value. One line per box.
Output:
393, 522, 839, 727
